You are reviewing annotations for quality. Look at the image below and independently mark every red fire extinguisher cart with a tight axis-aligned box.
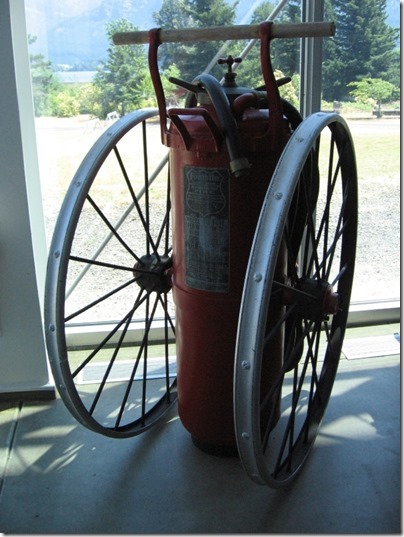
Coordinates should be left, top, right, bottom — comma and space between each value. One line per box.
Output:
45, 19, 358, 487
148, 22, 291, 453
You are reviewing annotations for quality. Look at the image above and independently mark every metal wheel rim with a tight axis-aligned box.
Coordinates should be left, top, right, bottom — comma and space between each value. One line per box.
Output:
234, 112, 358, 486
45, 109, 177, 438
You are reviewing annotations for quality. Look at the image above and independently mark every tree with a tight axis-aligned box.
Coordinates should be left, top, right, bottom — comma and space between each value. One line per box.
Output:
136, 63, 182, 108
153, 0, 238, 82
270, 0, 301, 75
28, 35, 60, 116
153, 0, 195, 79
323, 0, 399, 101
93, 19, 150, 117
236, 1, 301, 90
234, 1, 274, 89
348, 77, 395, 116
189, 0, 239, 79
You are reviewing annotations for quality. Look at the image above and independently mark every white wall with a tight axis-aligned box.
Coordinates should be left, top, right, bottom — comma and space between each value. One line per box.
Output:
0, 0, 54, 398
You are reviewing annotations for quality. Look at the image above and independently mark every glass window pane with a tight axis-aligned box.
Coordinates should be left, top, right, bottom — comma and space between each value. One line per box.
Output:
25, 0, 399, 309
322, 0, 400, 303
347, 117, 399, 302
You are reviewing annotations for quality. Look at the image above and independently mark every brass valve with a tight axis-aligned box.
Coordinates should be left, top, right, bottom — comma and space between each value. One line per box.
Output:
217, 56, 242, 87
217, 55, 242, 73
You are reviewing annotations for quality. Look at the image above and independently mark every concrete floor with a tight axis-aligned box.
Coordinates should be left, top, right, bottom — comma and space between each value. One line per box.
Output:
0, 324, 400, 534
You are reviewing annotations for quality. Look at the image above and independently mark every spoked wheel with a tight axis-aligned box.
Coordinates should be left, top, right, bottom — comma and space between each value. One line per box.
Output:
45, 109, 177, 438
234, 112, 358, 486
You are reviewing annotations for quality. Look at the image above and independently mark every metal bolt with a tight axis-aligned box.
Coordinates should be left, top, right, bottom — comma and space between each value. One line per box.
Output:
242, 432, 250, 440
253, 273, 262, 282
241, 360, 250, 370
275, 192, 283, 200
49, 324, 55, 332
54, 250, 60, 258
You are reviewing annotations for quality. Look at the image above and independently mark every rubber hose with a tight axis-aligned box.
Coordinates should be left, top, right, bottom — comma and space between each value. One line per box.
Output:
192, 73, 250, 178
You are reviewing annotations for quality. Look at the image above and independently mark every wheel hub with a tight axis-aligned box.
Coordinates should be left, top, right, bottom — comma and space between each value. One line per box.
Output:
282, 277, 339, 320
133, 254, 172, 294
295, 278, 339, 319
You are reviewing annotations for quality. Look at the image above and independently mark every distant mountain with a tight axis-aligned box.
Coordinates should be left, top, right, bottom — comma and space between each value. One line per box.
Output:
25, 0, 400, 70
25, 0, 284, 69
26, 0, 161, 68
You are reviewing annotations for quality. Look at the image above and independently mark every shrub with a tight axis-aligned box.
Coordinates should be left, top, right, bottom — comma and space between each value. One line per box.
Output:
51, 91, 80, 117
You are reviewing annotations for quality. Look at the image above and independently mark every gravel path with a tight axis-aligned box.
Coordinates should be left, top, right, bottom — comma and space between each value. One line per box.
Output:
40, 116, 400, 315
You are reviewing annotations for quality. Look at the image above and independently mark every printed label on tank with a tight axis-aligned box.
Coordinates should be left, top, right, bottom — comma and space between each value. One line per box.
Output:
184, 166, 230, 292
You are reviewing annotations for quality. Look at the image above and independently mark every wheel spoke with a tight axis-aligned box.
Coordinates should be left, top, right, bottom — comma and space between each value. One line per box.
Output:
65, 154, 169, 300
65, 276, 137, 322
157, 293, 176, 334
164, 170, 171, 254
301, 201, 320, 278
322, 181, 350, 281
260, 315, 315, 416
161, 293, 173, 399
69, 254, 135, 273
142, 121, 151, 257
71, 288, 148, 378
312, 142, 343, 279
88, 302, 137, 415
320, 129, 337, 279
301, 132, 344, 280
271, 323, 321, 477
305, 322, 323, 434
284, 317, 315, 372
263, 301, 297, 348
331, 262, 348, 287
86, 194, 141, 262
114, 293, 160, 429
154, 173, 172, 253
284, 225, 301, 283
261, 381, 283, 451
113, 144, 160, 261
141, 296, 151, 421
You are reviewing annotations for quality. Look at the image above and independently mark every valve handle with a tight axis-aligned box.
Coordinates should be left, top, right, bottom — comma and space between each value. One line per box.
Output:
217, 55, 242, 74
218, 56, 242, 87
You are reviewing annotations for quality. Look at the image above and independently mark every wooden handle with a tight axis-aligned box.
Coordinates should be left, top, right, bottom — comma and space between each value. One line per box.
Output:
113, 22, 335, 46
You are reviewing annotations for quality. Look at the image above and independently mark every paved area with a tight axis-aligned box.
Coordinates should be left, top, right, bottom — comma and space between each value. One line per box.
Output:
0, 324, 400, 534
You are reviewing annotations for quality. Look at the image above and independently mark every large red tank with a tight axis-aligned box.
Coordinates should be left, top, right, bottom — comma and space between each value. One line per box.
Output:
148, 24, 291, 453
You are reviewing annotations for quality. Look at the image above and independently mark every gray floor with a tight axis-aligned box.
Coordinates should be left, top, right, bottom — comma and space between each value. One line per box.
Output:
0, 324, 400, 534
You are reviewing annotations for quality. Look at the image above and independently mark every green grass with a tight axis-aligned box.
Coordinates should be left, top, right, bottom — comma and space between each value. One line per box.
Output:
351, 129, 399, 180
